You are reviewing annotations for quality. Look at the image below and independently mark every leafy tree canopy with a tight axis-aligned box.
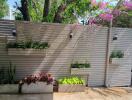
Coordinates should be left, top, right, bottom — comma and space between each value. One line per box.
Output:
0, 0, 9, 18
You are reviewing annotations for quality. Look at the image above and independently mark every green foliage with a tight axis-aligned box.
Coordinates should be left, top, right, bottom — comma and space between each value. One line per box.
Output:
42, 1, 59, 22
110, 50, 124, 58
7, 41, 49, 49
62, 0, 95, 23
58, 76, 85, 85
71, 61, 90, 68
0, 0, 8, 18
15, 0, 99, 24
28, 0, 44, 22
0, 62, 16, 84
14, 11, 24, 20
113, 10, 132, 28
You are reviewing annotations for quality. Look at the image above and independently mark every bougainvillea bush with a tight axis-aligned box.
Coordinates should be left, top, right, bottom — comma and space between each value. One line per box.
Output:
19, 72, 53, 85
87, 0, 132, 27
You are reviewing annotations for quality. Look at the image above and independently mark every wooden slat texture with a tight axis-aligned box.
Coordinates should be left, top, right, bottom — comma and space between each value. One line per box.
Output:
0, 20, 132, 87
106, 28, 132, 87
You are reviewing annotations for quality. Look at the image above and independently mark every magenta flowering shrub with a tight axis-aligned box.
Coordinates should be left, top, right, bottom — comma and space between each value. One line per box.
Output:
124, 1, 132, 10
99, 13, 113, 22
19, 72, 53, 85
99, 2, 108, 9
89, 0, 132, 24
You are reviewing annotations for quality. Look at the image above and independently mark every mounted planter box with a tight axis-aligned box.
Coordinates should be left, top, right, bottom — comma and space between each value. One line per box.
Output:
0, 84, 18, 94
58, 84, 85, 92
8, 48, 46, 56
110, 58, 122, 66
71, 68, 89, 75
21, 82, 53, 93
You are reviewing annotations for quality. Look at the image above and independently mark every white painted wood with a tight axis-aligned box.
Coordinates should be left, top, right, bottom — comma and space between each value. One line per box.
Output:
110, 58, 122, 66
106, 28, 132, 87
71, 68, 90, 75
0, 20, 132, 87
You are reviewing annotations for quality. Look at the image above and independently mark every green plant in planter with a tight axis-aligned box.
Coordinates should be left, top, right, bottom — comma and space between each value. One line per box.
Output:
7, 41, 49, 49
71, 61, 90, 68
58, 76, 85, 85
110, 50, 124, 58
0, 62, 16, 84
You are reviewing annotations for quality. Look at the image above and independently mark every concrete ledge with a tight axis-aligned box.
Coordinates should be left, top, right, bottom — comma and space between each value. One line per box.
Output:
0, 93, 53, 100
0, 84, 18, 94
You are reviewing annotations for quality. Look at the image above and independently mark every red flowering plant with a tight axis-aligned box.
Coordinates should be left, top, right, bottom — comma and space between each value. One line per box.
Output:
19, 72, 53, 85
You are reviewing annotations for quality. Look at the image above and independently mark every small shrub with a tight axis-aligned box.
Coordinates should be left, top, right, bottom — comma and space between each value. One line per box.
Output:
19, 72, 53, 85
0, 62, 16, 84
110, 50, 124, 58
7, 41, 49, 49
58, 76, 85, 85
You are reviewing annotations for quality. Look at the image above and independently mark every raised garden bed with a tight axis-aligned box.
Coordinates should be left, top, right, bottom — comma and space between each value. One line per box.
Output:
58, 76, 86, 92
21, 82, 53, 93
19, 72, 53, 94
0, 84, 18, 94
58, 84, 85, 92
8, 48, 46, 56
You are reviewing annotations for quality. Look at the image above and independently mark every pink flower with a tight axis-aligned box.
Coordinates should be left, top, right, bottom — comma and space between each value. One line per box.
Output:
99, 13, 113, 21
91, 0, 97, 6
88, 18, 96, 24
99, 2, 108, 9
124, 1, 132, 10
112, 10, 121, 17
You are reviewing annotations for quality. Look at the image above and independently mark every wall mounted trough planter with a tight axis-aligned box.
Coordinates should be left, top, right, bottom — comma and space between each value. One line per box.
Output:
58, 84, 85, 92
0, 84, 18, 94
110, 58, 122, 66
21, 82, 53, 93
8, 48, 46, 56
71, 68, 89, 75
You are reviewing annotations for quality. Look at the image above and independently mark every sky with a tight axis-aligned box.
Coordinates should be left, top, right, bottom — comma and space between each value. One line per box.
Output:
7, 0, 18, 9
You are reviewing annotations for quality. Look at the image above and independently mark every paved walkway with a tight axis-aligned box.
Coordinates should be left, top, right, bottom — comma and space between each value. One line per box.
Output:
0, 87, 132, 100
54, 87, 132, 100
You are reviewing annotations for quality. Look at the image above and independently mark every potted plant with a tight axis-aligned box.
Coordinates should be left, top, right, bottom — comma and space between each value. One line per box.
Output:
19, 72, 53, 93
71, 61, 90, 75
58, 76, 85, 92
110, 50, 124, 65
0, 62, 18, 94
7, 41, 49, 56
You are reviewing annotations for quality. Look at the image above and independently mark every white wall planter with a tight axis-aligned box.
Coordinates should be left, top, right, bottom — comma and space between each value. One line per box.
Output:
8, 48, 46, 56
110, 58, 122, 66
71, 68, 89, 75
58, 84, 85, 92
0, 84, 18, 94
21, 82, 53, 93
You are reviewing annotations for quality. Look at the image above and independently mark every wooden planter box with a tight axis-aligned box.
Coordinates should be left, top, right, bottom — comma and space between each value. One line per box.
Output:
8, 48, 46, 56
110, 58, 122, 66
21, 82, 53, 93
0, 84, 18, 94
58, 84, 85, 92
71, 68, 89, 75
